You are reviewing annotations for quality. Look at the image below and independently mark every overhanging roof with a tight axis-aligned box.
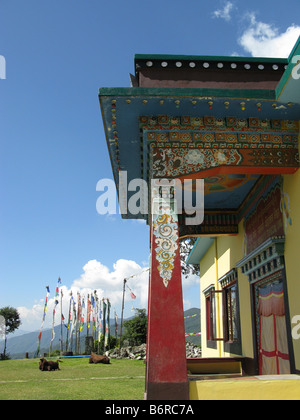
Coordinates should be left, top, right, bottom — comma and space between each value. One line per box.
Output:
186, 237, 215, 265
276, 36, 300, 103
98, 37, 300, 221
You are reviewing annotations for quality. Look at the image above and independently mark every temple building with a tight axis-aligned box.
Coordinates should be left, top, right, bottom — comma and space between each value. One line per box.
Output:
99, 37, 300, 400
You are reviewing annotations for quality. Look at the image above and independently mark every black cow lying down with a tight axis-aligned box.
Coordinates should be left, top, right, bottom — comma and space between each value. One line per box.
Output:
89, 352, 110, 364
39, 358, 62, 371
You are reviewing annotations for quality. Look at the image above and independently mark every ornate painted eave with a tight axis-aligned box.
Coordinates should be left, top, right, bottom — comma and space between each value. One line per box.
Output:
98, 37, 300, 223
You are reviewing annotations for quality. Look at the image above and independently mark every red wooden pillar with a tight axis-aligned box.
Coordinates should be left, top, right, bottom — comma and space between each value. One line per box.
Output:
145, 196, 189, 400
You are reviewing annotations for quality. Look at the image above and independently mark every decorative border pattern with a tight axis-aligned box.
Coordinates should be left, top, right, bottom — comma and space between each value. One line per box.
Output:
141, 115, 299, 179
152, 147, 243, 178
237, 236, 285, 284
218, 268, 238, 288
152, 202, 179, 288
151, 146, 299, 178
244, 184, 284, 254
179, 212, 239, 237
140, 115, 299, 132
146, 131, 298, 148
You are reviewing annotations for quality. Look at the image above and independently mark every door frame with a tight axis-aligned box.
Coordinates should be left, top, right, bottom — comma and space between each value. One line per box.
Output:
250, 264, 295, 374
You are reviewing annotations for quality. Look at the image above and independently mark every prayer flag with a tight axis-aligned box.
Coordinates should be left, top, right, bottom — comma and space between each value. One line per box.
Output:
127, 284, 136, 300
35, 285, 50, 357
50, 277, 61, 354
87, 297, 91, 327
80, 297, 85, 332
114, 310, 118, 337
68, 297, 77, 350
102, 299, 107, 341
105, 299, 111, 348
98, 299, 103, 344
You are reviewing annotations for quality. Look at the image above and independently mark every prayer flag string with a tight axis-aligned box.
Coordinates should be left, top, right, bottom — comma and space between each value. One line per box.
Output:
184, 314, 198, 319
185, 332, 201, 337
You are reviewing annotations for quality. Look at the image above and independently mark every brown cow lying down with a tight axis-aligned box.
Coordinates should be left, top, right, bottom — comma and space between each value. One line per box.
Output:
39, 358, 62, 371
89, 352, 110, 364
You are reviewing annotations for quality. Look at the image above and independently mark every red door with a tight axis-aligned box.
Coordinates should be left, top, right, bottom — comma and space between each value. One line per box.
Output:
256, 279, 290, 375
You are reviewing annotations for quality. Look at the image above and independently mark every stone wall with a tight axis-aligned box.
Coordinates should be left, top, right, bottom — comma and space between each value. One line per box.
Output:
107, 342, 201, 360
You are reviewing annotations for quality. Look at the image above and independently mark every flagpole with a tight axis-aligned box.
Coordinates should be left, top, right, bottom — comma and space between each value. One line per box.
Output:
93, 291, 97, 344
93, 291, 96, 342
92, 292, 96, 342
35, 286, 50, 358
114, 309, 118, 341
98, 298, 102, 354
60, 288, 63, 354
106, 299, 111, 350
65, 291, 72, 352
119, 278, 127, 349
78, 294, 82, 355
102, 298, 107, 353
69, 293, 76, 353
76, 292, 80, 355
86, 294, 90, 338
49, 277, 61, 356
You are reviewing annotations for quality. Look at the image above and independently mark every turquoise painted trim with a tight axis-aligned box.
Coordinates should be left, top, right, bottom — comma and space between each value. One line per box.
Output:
186, 237, 215, 265
186, 238, 200, 266
99, 87, 276, 100
287, 35, 300, 62
276, 36, 300, 100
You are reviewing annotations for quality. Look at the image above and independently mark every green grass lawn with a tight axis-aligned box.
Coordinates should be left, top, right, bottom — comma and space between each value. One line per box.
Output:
0, 357, 146, 400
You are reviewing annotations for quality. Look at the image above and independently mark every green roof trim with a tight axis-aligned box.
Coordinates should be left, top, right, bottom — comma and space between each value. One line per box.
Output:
276, 36, 300, 101
98, 86, 276, 100
186, 237, 215, 265
287, 35, 300, 62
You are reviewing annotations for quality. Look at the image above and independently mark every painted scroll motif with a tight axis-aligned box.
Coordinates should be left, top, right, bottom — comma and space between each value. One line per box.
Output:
152, 200, 179, 288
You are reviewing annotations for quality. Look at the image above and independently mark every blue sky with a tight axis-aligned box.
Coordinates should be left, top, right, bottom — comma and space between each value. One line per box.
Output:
0, 0, 300, 331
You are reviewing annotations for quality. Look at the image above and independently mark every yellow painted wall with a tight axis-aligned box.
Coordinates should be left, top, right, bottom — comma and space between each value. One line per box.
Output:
200, 160, 300, 371
200, 242, 216, 358
190, 377, 300, 400
199, 221, 253, 359
283, 169, 300, 371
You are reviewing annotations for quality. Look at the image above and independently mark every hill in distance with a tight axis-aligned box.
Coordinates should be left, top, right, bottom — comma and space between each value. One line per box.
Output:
1, 308, 201, 359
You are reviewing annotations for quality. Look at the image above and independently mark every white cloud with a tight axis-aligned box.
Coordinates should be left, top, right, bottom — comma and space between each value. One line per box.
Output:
183, 298, 192, 310
182, 273, 200, 288
71, 258, 149, 310
17, 258, 200, 332
213, 2, 234, 22
18, 301, 45, 329
18, 286, 73, 332
239, 13, 300, 57
17, 259, 150, 332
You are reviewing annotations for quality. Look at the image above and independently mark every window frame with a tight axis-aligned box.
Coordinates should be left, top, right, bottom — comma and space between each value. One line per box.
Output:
221, 278, 242, 355
223, 282, 238, 343
204, 287, 217, 349
205, 288, 223, 348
